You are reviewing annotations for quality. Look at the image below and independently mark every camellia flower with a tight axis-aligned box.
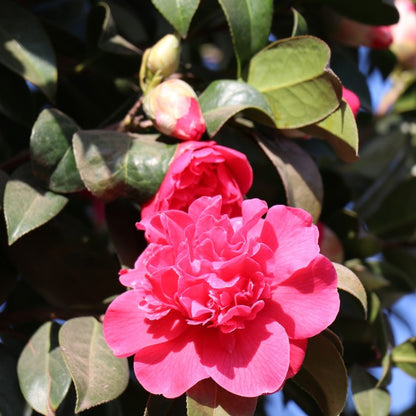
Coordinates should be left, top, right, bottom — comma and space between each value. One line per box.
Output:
389, 0, 416, 68
143, 79, 206, 141
342, 86, 360, 118
103, 195, 340, 398
146, 34, 180, 79
140, 140, 253, 219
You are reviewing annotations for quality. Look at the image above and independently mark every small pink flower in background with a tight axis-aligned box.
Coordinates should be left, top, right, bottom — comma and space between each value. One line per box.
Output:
328, 14, 393, 49
103, 196, 340, 398
143, 79, 206, 141
140, 140, 253, 219
389, 0, 416, 68
342, 86, 360, 118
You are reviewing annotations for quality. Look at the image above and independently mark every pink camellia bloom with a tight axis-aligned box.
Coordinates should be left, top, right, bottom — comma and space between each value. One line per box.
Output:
140, 140, 253, 219
342, 86, 360, 118
389, 0, 416, 68
103, 195, 340, 398
143, 79, 206, 141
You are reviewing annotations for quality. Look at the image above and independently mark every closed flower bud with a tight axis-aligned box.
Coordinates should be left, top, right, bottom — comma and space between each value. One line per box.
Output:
147, 34, 180, 78
143, 79, 206, 141
342, 86, 360, 118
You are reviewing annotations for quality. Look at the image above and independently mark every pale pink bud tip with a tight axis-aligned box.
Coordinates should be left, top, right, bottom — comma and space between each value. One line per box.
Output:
342, 86, 360, 117
143, 79, 206, 141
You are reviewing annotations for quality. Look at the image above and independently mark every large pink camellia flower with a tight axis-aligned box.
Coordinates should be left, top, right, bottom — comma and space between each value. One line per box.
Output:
140, 140, 253, 219
104, 195, 340, 398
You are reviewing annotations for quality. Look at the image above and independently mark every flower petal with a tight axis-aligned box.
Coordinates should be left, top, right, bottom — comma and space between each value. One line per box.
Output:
263, 205, 319, 282
133, 328, 208, 398
286, 338, 307, 379
103, 290, 187, 357
200, 317, 290, 397
270, 255, 339, 339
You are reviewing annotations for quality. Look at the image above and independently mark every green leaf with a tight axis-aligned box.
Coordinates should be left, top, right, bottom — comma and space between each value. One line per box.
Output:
3, 164, 68, 245
319, 0, 399, 25
392, 337, 416, 379
345, 259, 390, 292
255, 135, 323, 223
30, 108, 84, 193
73, 131, 177, 203
290, 332, 348, 416
247, 36, 342, 129
366, 177, 416, 239
17, 322, 71, 415
301, 100, 359, 162
350, 366, 391, 416
59, 317, 129, 413
334, 262, 367, 317
217, 0, 272, 76
0, 0, 57, 101
151, 0, 200, 37
0, 63, 34, 125
199, 80, 275, 136
187, 378, 257, 416
291, 8, 309, 36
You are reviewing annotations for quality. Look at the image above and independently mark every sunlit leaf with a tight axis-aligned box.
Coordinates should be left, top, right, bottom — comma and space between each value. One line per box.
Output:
351, 366, 391, 416
199, 80, 274, 136
217, 0, 272, 75
17, 322, 71, 415
334, 262, 367, 317
187, 378, 257, 416
73, 131, 176, 203
247, 36, 342, 129
4, 164, 68, 245
151, 0, 200, 37
392, 337, 416, 379
59, 317, 129, 413
301, 100, 359, 162
255, 135, 323, 222
290, 332, 348, 416
0, 0, 57, 100
291, 8, 308, 36
30, 108, 84, 193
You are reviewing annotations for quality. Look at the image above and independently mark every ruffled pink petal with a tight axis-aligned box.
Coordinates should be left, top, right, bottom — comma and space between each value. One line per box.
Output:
286, 338, 307, 379
270, 255, 339, 339
133, 328, 208, 398
263, 205, 319, 282
103, 290, 187, 357
200, 317, 290, 397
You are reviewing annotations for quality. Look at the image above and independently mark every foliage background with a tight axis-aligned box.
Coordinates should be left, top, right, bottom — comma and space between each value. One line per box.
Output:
1, 0, 416, 415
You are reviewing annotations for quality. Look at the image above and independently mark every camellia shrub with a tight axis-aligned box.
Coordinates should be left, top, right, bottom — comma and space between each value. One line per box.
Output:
2, 1, 416, 415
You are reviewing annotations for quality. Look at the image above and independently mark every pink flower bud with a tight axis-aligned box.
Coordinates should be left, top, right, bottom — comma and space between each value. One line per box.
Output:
143, 79, 206, 141
389, 0, 416, 68
342, 86, 360, 117
146, 34, 180, 78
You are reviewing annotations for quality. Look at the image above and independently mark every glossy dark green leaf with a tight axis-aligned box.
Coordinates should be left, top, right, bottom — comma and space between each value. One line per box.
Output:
4, 164, 68, 245
383, 247, 416, 291
30, 108, 84, 193
334, 262, 367, 317
143, 394, 176, 416
301, 100, 359, 162
391, 337, 416, 379
217, 0, 272, 75
0, 64, 34, 125
319, 0, 399, 25
187, 378, 257, 416
366, 177, 416, 239
255, 135, 323, 223
290, 332, 348, 416
151, 0, 200, 37
0, 347, 25, 416
291, 8, 308, 36
350, 366, 391, 416
7, 209, 121, 309
59, 317, 129, 413
247, 36, 342, 129
345, 259, 390, 292
0, 0, 57, 101
73, 131, 177, 203
199, 80, 274, 136
17, 322, 71, 415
